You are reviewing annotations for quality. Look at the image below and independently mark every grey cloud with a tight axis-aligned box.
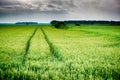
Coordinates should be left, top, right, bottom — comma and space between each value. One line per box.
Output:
0, 0, 19, 6
0, 0, 120, 22
0, 0, 76, 11
0, 0, 119, 12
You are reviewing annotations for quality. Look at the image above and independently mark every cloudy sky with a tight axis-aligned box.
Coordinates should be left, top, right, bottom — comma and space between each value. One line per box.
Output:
0, 0, 120, 23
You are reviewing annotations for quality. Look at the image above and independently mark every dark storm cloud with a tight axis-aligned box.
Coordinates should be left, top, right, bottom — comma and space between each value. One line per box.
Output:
0, 0, 119, 12
0, 0, 120, 22
0, 0, 18, 6
0, 0, 20, 8
0, 0, 20, 11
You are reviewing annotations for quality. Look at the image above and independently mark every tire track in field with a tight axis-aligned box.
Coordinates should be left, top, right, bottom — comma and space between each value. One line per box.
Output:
22, 27, 38, 65
41, 27, 62, 61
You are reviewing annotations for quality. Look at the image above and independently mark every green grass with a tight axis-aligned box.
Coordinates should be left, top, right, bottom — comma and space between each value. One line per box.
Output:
0, 24, 120, 80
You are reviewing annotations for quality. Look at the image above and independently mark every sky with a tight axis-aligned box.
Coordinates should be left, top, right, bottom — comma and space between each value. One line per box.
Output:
0, 0, 120, 23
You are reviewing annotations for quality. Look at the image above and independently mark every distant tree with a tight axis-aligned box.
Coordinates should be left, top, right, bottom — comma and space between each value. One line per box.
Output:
75, 24, 80, 26
26, 22, 29, 25
50, 20, 67, 29
16, 22, 38, 25
50, 20, 57, 27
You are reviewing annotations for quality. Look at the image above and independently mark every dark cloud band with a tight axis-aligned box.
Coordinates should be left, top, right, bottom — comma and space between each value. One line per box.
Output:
0, 0, 119, 11
0, 0, 120, 22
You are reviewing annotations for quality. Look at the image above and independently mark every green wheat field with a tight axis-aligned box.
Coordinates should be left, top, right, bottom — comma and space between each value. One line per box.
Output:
0, 24, 120, 80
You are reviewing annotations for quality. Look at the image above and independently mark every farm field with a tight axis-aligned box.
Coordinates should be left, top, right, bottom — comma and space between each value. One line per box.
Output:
0, 24, 120, 80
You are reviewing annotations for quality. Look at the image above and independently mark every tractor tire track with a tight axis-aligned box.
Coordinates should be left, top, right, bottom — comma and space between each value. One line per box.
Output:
22, 27, 38, 65
41, 27, 62, 61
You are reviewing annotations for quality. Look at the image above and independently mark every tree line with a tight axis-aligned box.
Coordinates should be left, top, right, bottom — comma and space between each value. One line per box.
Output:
16, 22, 38, 25
51, 20, 120, 29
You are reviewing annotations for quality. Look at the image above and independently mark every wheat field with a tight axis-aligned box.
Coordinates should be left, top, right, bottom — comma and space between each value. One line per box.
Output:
0, 24, 120, 80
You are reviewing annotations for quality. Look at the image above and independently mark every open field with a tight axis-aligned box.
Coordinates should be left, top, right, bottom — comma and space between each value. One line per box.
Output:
0, 24, 120, 80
